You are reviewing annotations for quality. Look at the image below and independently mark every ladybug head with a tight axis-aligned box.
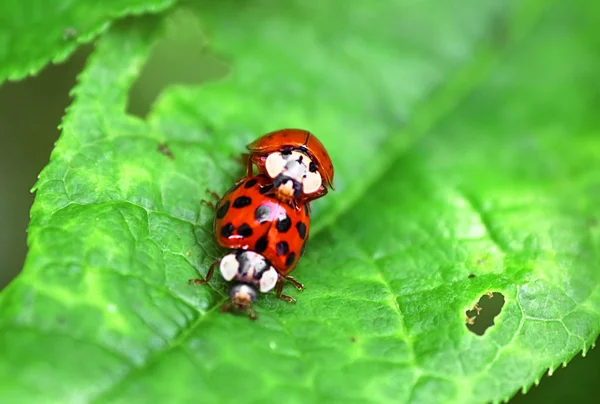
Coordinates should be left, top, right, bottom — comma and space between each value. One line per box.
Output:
265, 149, 322, 200
218, 251, 279, 318
228, 282, 258, 307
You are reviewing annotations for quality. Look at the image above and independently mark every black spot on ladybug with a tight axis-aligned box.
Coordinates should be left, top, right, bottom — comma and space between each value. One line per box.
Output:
216, 201, 230, 219
285, 252, 296, 268
254, 205, 271, 223
221, 223, 234, 238
281, 147, 292, 156
309, 162, 317, 172
255, 236, 268, 253
244, 178, 257, 188
276, 241, 289, 256
259, 184, 273, 195
276, 215, 291, 232
237, 223, 253, 238
296, 222, 307, 239
233, 196, 252, 208
304, 204, 309, 215
300, 240, 307, 257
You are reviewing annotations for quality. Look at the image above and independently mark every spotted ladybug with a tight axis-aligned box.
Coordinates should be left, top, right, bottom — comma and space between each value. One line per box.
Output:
190, 175, 310, 319
244, 129, 334, 207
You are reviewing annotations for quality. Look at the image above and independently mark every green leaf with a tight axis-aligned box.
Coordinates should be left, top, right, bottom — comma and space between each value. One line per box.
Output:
0, 0, 174, 83
1, 0, 600, 403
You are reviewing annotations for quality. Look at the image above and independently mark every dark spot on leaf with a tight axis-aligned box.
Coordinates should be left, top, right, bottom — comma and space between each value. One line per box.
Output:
216, 201, 230, 219
276, 216, 291, 232
244, 178, 257, 188
588, 217, 597, 228
255, 236, 268, 253
233, 196, 252, 208
157, 143, 174, 160
296, 222, 307, 239
349, 336, 356, 343
465, 292, 505, 336
285, 253, 296, 268
237, 223, 253, 238
276, 241, 289, 256
220, 223, 234, 238
468, 274, 476, 279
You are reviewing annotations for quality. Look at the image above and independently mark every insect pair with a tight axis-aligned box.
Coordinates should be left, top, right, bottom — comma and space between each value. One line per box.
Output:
189, 129, 334, 319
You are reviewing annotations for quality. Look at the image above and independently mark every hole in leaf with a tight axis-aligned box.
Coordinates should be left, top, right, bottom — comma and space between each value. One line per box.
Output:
465, 292, 505, 336
127, 8, 229, 118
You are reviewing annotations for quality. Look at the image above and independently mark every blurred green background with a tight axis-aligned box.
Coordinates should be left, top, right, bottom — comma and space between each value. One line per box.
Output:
0, 15, 597, 404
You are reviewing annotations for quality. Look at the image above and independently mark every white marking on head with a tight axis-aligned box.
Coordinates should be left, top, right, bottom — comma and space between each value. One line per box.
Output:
303, 170, 322, 194
284, 155, 307, 181
244, 251, 268, 272
219, 254, 239, 281
266, 152, 287, 178
259, 266, 279, 293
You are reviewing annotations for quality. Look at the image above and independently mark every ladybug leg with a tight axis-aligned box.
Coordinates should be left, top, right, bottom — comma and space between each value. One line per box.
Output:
207, 190, 221, 201
247, 306, 258, 320
275, 276, 297, 304
220, 302, 232, 312
188, 260, 219, 285
200, 189, 221, 210
232, 152, 253, 176
200, 200, 215, 210
283, 275, 304, 291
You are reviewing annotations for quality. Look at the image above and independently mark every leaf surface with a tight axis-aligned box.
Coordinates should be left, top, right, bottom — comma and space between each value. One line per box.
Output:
0, 0, 174, 83
1, 1, 599, 403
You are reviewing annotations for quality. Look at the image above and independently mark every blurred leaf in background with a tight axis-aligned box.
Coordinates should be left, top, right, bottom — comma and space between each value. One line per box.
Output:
0, 0, 599, 403
0, 0, 174, 81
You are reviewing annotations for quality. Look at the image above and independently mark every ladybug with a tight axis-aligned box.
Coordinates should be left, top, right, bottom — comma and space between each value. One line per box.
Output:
244, 129, 334, 207
190, 175, 310, 319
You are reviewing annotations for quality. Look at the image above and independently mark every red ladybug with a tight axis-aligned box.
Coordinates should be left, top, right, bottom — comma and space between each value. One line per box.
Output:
244, 129, 334, 207
190, 175, 309, 319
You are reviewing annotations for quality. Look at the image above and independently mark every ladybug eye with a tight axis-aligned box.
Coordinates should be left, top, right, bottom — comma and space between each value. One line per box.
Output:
309, 162, 317, 173
281, 148, 292, 156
